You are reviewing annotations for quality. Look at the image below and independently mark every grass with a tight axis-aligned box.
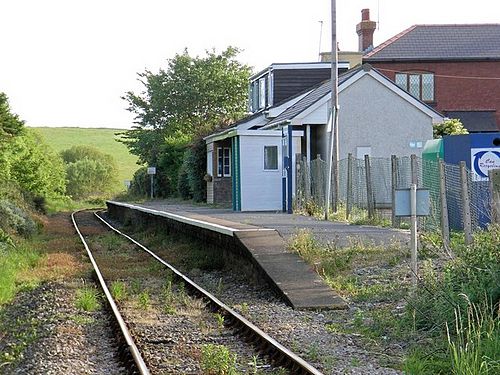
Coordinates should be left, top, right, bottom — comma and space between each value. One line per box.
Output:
31, 127, 141, 193
110, 281, 127, 301
75, 287, 100, 312
200, 344, 238, 375
0, 242, 41, 305
447, 300, 500, 374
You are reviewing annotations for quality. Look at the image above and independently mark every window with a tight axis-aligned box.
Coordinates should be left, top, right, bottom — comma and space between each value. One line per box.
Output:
258, 77, 266, 110
395, 72, 434, 102
217, 147, 231, 177
264, 146, 278, 170
207, 151, 213, 174
249, 76, 268, 112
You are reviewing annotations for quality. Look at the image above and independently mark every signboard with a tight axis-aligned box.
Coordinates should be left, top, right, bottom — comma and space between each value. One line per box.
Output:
147, 167, 156, 175
395, 188, 430, 217
471, 148, 500, 181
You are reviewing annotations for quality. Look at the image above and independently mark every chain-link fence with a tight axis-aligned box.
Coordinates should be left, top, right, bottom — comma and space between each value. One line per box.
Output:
295, 155, 496, 236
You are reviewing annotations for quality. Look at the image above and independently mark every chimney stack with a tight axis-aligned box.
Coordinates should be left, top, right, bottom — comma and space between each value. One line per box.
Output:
356, 9, 376, 53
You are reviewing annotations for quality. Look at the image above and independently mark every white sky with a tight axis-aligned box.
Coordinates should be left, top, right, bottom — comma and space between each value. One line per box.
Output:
1, 0, 498, 129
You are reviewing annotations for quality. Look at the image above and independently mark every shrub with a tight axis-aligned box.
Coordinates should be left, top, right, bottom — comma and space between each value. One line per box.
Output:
61, 145, 118, 199
0, 200, 38, 238
200, 344, 238, 375
75, 287, 100, 312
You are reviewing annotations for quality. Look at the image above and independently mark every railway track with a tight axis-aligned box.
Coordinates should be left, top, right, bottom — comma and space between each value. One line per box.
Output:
72, 209, 323, 375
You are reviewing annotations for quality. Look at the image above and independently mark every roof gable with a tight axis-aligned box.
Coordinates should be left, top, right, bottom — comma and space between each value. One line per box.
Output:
365, 24, 500, 61
264, 65, 444, 128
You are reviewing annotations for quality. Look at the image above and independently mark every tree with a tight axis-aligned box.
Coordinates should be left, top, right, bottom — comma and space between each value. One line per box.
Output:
433, 118, 468, 139
0, 93, 23, 145
121, 47, 250, 197
10, 130, 66, 198
61, 145, 118, 199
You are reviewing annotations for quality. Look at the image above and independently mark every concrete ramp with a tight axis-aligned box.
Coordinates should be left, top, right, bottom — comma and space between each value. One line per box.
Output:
234, 230, 347, 310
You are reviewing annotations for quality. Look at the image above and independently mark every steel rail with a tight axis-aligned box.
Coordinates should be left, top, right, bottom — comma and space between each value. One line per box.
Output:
71, 210, 150, 375
94, 211, 324, 375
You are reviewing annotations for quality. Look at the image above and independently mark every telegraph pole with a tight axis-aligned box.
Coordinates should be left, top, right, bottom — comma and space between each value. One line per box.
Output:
325, 0, 339, 219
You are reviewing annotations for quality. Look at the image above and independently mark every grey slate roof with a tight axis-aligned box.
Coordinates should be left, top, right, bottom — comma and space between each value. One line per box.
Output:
444, 111, 498, 133
365, 24, 500, 61
268, 67, 362, 126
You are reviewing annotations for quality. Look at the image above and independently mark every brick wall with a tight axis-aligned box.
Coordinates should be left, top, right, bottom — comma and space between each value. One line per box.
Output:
370, 61, 500, 128
213, 178, 232, 205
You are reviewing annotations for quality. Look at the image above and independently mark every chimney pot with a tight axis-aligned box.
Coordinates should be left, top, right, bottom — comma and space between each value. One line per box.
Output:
361, 9, 370, 21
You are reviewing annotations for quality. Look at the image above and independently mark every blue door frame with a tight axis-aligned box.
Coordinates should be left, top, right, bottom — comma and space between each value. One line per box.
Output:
281, 125, 293, 214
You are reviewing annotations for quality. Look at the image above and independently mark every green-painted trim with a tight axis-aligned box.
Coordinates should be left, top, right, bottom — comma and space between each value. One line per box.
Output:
231, 137, 241, 211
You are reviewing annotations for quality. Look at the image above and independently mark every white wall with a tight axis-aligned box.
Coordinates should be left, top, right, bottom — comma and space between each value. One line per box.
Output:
338, 75, 433, 158
239, 135, 283, 211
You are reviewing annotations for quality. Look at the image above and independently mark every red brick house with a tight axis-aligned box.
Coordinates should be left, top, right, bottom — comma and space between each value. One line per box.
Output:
362, 21, 500, 132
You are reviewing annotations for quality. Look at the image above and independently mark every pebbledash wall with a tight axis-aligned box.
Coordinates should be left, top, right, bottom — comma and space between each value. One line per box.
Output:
370, 61, 500, 129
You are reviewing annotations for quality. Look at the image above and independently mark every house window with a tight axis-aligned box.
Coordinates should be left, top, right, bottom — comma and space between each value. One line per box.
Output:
258, 77, 266, 110
395, 72, 434, 102
217, 147, 231, 177
264, 146, 278, 170
249, 76, 268, 112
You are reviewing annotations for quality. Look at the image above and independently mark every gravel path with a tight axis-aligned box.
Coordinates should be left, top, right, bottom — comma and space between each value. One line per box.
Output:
189, 270, 403, 375
0, 281, 125, 375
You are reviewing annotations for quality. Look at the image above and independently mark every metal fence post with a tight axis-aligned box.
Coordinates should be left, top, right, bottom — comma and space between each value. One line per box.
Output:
460, 161, 473, 245
410, 154, 419, 186
346, 153, 353, 220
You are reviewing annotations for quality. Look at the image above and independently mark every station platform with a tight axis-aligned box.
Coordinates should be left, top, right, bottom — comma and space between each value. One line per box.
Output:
107, 201, 406, 310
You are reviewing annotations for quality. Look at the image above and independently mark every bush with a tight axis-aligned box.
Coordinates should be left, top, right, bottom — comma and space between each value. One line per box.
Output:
177, 153, 191, 200
62, 146, 118, 199
177, 138, 207, 202
0, 200, 38, 238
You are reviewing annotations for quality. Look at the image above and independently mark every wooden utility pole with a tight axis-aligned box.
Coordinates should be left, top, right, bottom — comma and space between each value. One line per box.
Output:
325, 0, 339, 219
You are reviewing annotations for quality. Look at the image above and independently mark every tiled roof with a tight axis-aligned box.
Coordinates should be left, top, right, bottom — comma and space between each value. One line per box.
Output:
444, 111, 498, 132
365, 24, 500, 61
268, 67, 362, 126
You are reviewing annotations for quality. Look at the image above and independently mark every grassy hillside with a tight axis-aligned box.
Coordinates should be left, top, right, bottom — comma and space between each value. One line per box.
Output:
31, 127, 141, 193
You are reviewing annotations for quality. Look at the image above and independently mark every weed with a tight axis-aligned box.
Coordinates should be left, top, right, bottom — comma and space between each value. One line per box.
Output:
70, 314, 95, 325
306, 343, 320, 361
110, 281, 127, 301
214, 313, 225, 332
216, 277, 224, 295
447, 299, 500, 374
130, 278, 142, 295
240, 302, 249, 315
75, 287, 100, 312
350, 358, 361, 367
138, 290, 150, 310
96, 233, 124, 252
200, 344, 238, 375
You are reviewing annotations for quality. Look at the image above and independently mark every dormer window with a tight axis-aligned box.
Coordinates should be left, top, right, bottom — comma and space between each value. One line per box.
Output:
395, 72, 434, 102
249, 76, 268, 112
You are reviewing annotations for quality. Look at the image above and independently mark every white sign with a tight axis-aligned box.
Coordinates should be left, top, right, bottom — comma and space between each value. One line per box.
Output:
147, 167, 156, 175
471, 148, 500, 181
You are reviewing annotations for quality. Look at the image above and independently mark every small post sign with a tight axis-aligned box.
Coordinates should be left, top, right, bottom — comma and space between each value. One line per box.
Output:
147, 167, 156, 199
394, 185, 430, 287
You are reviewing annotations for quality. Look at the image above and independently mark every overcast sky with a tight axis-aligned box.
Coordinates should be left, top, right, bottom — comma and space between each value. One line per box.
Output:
1, 0, 498, 129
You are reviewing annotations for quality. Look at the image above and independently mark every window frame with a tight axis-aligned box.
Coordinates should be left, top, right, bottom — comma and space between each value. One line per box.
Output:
394, 71, 435, 103
217, 147, 231, 177
263, 145, 279, 171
